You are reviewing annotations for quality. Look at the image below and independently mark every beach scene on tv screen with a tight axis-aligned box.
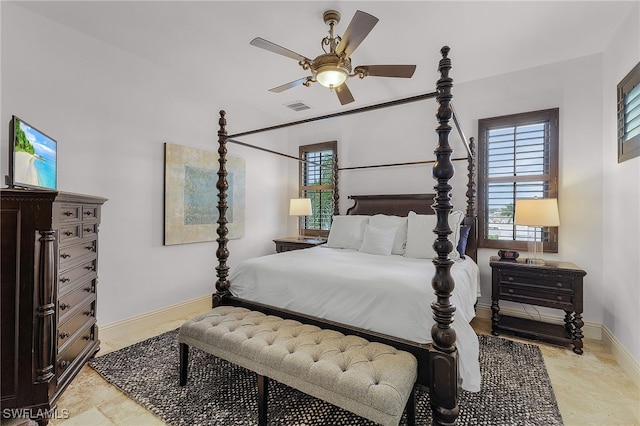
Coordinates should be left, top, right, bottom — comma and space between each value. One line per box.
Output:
13, 118, 56, 189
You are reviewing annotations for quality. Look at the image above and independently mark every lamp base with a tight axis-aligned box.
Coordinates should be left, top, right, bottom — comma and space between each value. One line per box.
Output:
526, 258, 545, 265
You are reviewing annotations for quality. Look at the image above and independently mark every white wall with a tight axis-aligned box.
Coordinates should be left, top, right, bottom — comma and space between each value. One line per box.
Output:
1, 3, 289, 325
601, 2, 640, 364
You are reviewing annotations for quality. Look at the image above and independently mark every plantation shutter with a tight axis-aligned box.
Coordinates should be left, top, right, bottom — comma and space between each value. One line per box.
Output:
478, 108, 559, 251
299, 141, 337, 237
618, 62, 640, 162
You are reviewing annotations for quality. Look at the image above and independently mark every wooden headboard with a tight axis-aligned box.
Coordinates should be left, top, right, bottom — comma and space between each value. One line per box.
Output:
346, 194, 435, 216
346, 193, 477, 261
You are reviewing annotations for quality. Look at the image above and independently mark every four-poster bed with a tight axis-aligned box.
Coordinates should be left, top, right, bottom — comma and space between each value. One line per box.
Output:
204, 47, 476, 424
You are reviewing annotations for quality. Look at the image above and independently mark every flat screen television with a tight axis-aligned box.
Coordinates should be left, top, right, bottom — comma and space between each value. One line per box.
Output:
8, 115, 57, 190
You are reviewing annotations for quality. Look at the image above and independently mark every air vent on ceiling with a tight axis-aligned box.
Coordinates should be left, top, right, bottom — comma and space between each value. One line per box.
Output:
284, 101, 311, 112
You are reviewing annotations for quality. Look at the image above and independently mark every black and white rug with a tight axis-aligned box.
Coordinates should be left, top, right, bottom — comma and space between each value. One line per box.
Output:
89, 330, 563, 425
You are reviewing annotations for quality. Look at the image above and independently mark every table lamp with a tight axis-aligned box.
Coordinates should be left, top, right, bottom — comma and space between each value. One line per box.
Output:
289, 198, 312, 239
514, 198, 559, 265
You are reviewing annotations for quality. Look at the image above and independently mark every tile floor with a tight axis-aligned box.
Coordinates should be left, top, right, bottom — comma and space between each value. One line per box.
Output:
42, 314, 640, 426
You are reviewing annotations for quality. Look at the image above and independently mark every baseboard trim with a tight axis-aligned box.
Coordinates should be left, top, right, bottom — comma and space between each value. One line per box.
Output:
475, 303, 601, 340
476, 303, 640, 387
99, 295, 211, 343
601, 325, 640, 388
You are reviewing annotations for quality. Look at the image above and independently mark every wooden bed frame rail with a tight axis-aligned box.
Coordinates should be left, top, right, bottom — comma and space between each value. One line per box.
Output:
214, 46, 465, 425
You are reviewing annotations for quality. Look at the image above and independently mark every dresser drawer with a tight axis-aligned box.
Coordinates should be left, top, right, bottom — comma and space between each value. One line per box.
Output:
59, 224, 82, 244
82, 205, 99, 221
57, 323, 97, 383
500, 284, 574, 309
498, 269, 574, 291
59, 258, 97, 289
58, 279, 96, 323
59, 239, 97, 268
58, 300, 96, 351
58, 204, 83, 223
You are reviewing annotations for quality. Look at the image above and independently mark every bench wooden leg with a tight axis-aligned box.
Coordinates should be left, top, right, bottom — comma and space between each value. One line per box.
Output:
179, 343, 189, 386
406, 386, 416, 426
257, 373, 268, 426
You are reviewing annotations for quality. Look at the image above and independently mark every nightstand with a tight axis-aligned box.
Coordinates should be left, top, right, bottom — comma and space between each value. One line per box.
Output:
490, 256, 587, 354
273, 237, 326, 253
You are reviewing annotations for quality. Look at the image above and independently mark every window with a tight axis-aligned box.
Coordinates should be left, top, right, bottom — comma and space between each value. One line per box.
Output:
299, 141, 337, 237
618, 61, 640, 162
478, 108, 559, 252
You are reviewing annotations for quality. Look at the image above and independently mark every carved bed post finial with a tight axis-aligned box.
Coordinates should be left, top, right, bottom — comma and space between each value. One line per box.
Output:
214, 110, 230, 307
430, 45, 460, 425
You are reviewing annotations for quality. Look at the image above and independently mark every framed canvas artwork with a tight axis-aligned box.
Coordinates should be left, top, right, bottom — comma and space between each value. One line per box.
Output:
164, 142, 245, 245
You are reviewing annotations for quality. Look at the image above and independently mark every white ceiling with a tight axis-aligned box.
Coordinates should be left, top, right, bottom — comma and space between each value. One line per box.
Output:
13, 1, 637, 128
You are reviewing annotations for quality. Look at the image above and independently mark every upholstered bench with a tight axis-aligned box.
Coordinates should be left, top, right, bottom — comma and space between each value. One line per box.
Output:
178, 306, 418, 426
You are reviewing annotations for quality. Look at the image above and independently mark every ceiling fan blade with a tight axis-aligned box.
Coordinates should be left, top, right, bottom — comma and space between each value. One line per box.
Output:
355, 65, 417, 78
335, 83, 355, 105
335, 10, 379, 57
250, 37, 309, 62
269, 77, 309, 93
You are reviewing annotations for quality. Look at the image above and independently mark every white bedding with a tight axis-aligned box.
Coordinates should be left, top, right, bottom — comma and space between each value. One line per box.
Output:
229, 246, 481, 392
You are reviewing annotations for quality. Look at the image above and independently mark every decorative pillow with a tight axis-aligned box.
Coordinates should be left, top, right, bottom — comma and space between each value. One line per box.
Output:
457, 224, 472, 258
404, 210, 465, 260
359, 225, 397, 256
369, 214, 408, 255
326, 215, 369, 250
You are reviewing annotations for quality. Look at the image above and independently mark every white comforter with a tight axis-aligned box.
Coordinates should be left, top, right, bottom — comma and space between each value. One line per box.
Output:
229, 246, 481, 392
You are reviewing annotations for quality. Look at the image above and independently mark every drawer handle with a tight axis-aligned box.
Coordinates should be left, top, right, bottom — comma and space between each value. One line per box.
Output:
83, 335, 92, 341
59, 303, 71, 310
557, 295, 563, 300
84, 211, 94, 216
63, 211, 74, 217
84, 228, 93, 232
556, 282, 563, 287
64, 231, 74, 236
84, 286, 93, 292
85, 245, 96, 252
60, 277, 70, 283
60, 253, 71, 259
507, 277, 514, 281
85, 265, 95, 271
84, 309, 95, 317
508, 289, 514, 294
59, 360, 69, 369
59, 332, 70, 339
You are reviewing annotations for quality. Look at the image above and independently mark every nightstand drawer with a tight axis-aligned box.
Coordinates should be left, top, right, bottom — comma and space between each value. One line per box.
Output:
500, 284, 573, 309
498, 270, 574, 291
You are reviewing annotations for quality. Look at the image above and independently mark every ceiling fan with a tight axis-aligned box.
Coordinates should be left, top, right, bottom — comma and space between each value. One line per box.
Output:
250, 10, 417, 105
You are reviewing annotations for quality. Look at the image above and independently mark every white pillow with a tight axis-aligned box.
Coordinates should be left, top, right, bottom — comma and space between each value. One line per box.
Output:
369, 214, 408, 255
326, 215, 369, 250
404, 210, 465, 260
359, 225, 397, 256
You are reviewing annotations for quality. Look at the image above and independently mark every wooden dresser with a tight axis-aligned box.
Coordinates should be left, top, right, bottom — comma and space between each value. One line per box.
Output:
1, 189, 107, 424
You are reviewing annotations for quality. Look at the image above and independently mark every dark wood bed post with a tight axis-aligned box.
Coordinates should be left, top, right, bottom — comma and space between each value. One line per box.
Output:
429, 46, 460, 425
213, 110, 231, 308
465, 137, 478, 261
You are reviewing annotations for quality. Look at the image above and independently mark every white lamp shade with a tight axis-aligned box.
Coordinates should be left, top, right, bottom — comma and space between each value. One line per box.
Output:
514, 198, 560, 227
289, 198, 312, 216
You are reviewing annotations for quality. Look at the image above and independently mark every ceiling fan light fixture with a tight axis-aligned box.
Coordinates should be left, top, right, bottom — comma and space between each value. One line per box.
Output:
316, 66, 348, 88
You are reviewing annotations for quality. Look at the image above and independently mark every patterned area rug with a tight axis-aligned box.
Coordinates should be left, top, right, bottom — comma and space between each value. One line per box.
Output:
89, 330, 562, 425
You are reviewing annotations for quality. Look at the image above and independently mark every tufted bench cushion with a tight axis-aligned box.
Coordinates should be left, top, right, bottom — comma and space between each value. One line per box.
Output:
179, 306, 418, 426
